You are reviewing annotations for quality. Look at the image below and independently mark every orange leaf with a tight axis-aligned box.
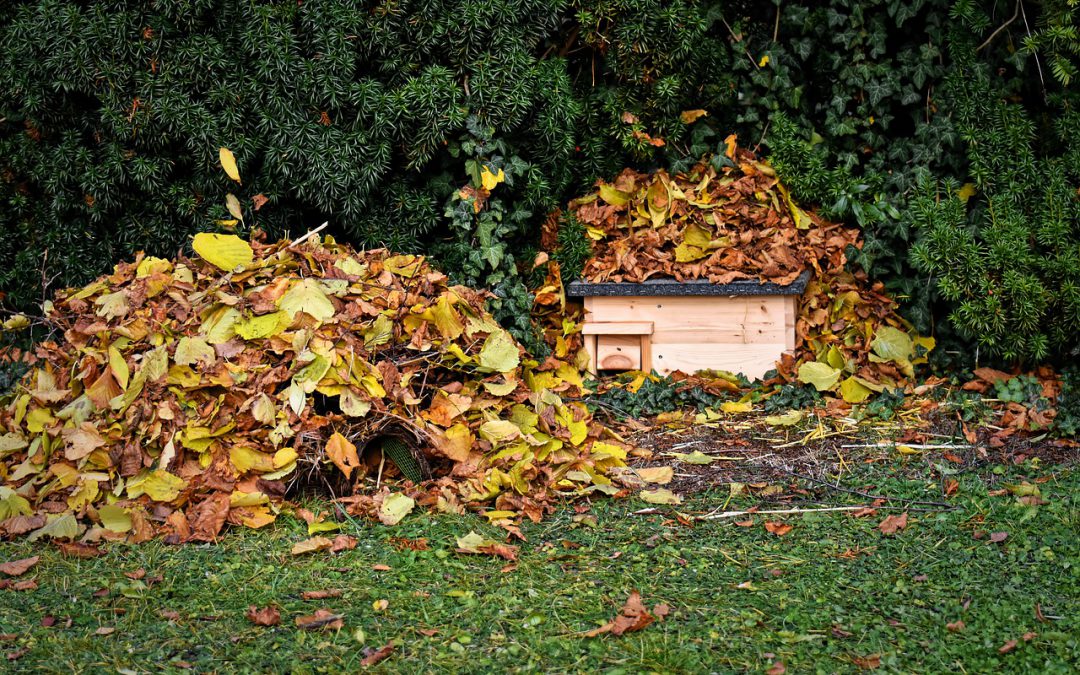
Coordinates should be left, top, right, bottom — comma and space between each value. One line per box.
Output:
325, 433, 360, 479
246, 605, 280, 626
764, 521, 792, 536
878, 512, 908, 535
0, 556, 39, 576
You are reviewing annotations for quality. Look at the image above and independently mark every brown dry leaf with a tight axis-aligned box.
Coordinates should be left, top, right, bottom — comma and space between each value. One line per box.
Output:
330, 535, 357, 552
766, 661, 786, 675
582, 590, 657, 637
301, 589, 343, 600
94, 626, 115, 636
295, 609, 344, 631
6, 647, 28, 661
850, 507, 878, 518
764, 521, 792, 536
0, 556, 39, 577
372, 564, 391, 571
388, 537, 429, 551
852, 654, 881, 670
998, 639, 1018, 654
55, 542, 104, 558
455, 532, 518, 561
878, 512, 908, 535
733, 519, 754, 527
989, 531, 1008, 543
12, 579, 37, 592
946, 620, 965, 632
245, 605, 281, 627
325, 433, 360, 480
360, 642, 395, 666
291, 536, 333, 556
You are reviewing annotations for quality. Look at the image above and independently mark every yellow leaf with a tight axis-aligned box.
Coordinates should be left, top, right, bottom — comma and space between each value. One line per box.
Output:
482, 379, 518, 396
339, 389, 372, 418
291, 536, 333, 555
724, 134, 738, 159
957, 182, 977, 203
635, 466, 674, 484
219, 147, 241, 183
720, 400, 752, 414
174, 336, 216, 367
599, 183, 632, 206
192, 233, 253, 271
225, 193, 244, 221
97, 504, 132, 533
135, 256, 172, 278
480, 166, 505, 191
239, 506, 276, 529
127, 469, 187, 502
279, 279, 336, 322
591, 441, 627, 460
680, 109, 708, 124
640, 488, 682, 505
229, 490, 269, 507
797, 361, 842, 391
325, 432, 360, 479
201, 305, 241, 344
273, 448, 298, 469
108, 347, 129, 390
479, 420, 521, 444
478, 329, 520, 373
230, 446, 276, 473
763, 410, 804, 426
758, 54, 770, 67
839, 376, 873, 403
428, 295, 464, 340
378, 493, 415, 526
235, 312, 291, 340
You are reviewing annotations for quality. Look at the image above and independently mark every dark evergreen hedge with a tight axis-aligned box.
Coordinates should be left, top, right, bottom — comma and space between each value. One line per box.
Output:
1, 0, 1077, 363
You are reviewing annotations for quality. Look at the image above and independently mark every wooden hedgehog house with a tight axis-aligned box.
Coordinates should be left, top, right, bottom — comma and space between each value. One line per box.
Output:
567, 271, 810, 380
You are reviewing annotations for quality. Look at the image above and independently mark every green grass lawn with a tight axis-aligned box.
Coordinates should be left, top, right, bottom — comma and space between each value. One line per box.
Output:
0, 458, 1076, 673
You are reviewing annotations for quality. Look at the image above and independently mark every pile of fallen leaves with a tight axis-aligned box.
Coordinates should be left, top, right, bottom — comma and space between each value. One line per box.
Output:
0, 233, 631, 543
568, 140, 933, 399
571, 143, 854, 286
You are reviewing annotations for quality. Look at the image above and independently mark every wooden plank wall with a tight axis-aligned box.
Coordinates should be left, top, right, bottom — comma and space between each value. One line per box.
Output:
584, 295, 795, 379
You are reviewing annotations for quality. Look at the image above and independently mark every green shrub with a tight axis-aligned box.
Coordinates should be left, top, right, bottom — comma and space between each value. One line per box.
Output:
2, 0, 1078, 366
908, 37, 1080, 363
